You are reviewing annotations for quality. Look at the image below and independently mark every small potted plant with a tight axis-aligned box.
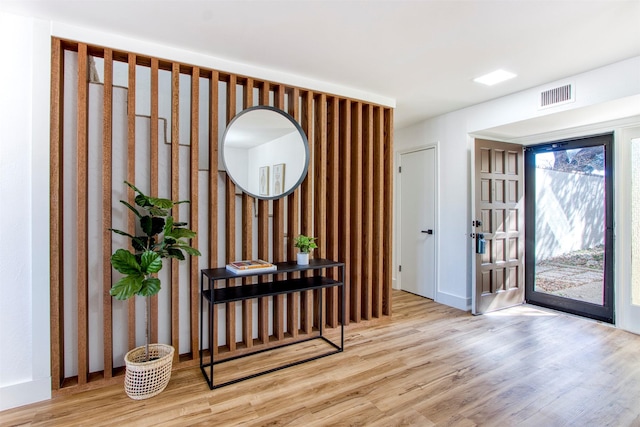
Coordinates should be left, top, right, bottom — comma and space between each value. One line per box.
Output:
293, 234, 318, 265
109, 181, 200, 399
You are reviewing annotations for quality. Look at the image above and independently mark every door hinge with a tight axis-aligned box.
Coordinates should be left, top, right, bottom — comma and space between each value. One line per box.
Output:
398, 166, 402, 173
399, 265, 402, 272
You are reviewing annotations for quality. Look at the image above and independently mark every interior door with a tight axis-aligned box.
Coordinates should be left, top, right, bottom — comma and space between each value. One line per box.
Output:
399, 147, 436, 299
473, 139, 525, 314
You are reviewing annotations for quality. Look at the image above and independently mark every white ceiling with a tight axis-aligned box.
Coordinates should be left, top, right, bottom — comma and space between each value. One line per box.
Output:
2, 0, 639, 129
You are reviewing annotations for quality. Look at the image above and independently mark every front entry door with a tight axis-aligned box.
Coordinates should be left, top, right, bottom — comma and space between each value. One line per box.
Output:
473, 139, 525, 314
524, 134, 614, 323
399, 147, 436, 299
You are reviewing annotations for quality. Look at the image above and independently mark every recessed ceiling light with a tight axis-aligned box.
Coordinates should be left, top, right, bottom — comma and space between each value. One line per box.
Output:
473, 69, 517, 86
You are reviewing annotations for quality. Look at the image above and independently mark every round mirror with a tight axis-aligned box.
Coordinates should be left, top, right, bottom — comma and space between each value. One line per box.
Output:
222, 106, 310, 200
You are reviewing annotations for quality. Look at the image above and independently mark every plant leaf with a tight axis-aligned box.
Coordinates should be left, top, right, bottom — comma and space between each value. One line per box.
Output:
148, 197, 174, 209
151, 217, 165, 235
174, 245, 201, 256
164, 216, 174, 235
118, 200, 142, 218
132, 236, 148, 252
140, 251, 163, 274
166, 247, 185, 260
167, 228, 197, 240
149, 206, 169, 216
140, 215, 153, 236
140, 277, 161, 297
110, 249, 141, 275
135, 194, 151, 207
109, 273, 144, 300
124, 180, 143, 195
108, 228, 135, 239
140, 216, 163, 236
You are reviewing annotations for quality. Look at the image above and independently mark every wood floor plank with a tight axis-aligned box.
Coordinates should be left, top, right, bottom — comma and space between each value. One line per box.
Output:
3, 290, 640, 426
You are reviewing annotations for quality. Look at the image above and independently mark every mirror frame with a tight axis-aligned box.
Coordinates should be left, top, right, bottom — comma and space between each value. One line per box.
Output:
221, 105, 310, 200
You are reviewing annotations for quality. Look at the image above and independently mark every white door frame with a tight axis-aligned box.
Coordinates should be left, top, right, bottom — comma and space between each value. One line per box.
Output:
396, 144, 439, 301
617, 124, 640, 334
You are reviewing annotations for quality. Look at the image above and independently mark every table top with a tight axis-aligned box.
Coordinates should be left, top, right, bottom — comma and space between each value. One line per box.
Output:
201, 258, 344, 281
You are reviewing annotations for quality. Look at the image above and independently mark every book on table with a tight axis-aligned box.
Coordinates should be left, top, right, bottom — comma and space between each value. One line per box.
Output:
225, 259, 276, 274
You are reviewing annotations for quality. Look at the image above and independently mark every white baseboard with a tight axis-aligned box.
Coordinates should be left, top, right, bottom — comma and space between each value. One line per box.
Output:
435, 291, 470, 311
0, 377, 51, 411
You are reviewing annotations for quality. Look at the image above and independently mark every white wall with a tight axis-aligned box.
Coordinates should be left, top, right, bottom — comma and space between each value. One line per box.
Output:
0, 12, 52, 410
535, 169, 605, 260
395, 56, 640, 311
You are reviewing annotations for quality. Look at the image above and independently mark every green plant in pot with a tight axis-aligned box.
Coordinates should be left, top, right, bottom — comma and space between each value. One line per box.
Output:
109, 181, 200, 399
293, 234, 317, 265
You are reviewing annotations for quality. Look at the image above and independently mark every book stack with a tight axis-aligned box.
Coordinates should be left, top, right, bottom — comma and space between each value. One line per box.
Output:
225, 259, 276, 275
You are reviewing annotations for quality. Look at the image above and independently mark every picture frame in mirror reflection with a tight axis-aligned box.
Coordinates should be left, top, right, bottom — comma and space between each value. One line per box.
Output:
273, 163, 285, 196
259, 166, 269, 196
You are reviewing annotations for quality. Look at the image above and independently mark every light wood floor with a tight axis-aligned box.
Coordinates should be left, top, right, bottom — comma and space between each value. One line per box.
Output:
3, 290, 640, 426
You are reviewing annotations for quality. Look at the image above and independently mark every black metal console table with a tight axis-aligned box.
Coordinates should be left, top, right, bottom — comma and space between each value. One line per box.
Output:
199, 258, 344, 389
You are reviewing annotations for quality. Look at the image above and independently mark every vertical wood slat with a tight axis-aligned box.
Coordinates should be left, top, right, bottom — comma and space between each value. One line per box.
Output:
102, 49, 114, 379
339, 99, 352, 325
272, 85, 286, 341
257, 83, 270, 344
149, 58, 160, 344
362, 105, 374, 320
314, 94, 328, 328
50, 37, 64, 390
372, 107, 385, 318
76, 43, 89, 385
286, 88, 300, 339
208, 70, 219, 355
170, 62, 180, 360
241, 78, 254, 348
326, 97, 340, 328
225, 75, 237, 352
190, 67, 200, 358
350, 102, 363, 323
127, 53, 137, 351
300, 91, 314, 334
383, 109, 394, 315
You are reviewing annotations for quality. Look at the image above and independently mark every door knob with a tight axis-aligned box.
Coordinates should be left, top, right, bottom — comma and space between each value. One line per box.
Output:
421, 229, 434, 235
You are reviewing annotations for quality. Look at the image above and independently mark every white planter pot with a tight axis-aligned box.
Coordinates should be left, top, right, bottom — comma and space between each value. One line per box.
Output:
297, 252, 309, 265
124, 343, 174, 400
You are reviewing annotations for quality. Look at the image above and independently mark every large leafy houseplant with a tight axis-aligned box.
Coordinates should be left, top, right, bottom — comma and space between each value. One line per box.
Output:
110, 181, 201, 361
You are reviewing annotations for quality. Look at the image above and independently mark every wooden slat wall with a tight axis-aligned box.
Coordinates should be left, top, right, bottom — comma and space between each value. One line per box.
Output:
190, 67, 200, 359
49, 37, 64, 390
150, 58, 160, 344
76, 43, 89, 386
102, 48, 114, 379
49, 38, 394, 395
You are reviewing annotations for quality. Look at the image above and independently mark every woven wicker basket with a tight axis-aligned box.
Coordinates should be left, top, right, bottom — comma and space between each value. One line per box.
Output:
124, 344, 174, 400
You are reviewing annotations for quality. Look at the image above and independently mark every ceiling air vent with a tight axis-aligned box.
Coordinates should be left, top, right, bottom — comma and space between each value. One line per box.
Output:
539, 83, 575, 109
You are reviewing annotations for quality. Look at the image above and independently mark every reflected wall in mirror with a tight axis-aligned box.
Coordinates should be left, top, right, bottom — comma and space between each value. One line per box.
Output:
222, 106, 310, 200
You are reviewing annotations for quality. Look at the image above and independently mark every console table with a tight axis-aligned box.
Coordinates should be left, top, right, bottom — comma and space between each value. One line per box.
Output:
199, 258, 345, 389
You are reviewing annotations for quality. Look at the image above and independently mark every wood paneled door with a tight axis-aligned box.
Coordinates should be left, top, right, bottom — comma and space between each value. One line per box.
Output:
473, 139, 525, 314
